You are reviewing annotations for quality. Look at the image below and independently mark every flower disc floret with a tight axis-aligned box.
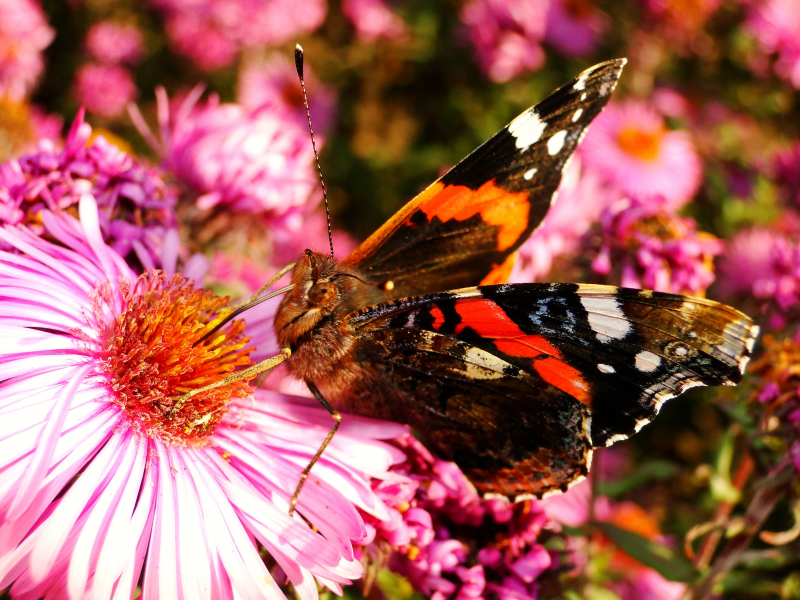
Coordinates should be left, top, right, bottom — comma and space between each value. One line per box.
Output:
96, 272, 253, 443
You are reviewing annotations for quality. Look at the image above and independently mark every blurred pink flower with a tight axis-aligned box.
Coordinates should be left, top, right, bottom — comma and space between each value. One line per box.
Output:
86, 21, 144, 65
589, 197, 722, 295
238, 54, 337, 136
74, 63, 138, 118
460, 0, 548, 83
365, 435, 559, 600
0, 0, 54, 100
716, 227, 778, 298
580, 100, 702, 209
746, 0, 800, 88
0, 196, 408, 599
751, 236, 800, 329
0, 109, 177, 271
28, 106, 63, 145
342, 0, 407, 42
510, 155, 614, 282
150, 0, 327, 70
545, 0, 608, 58
136, 87, 319, 218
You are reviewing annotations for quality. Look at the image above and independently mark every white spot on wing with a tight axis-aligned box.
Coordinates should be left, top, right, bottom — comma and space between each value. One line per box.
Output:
597, 363, 615, 374
572, 108, 583, 122
580, 295, 632, 343
635, 350, 661, 372
523, 167, 537, 180
547, 130, 567, 155
574, 72, 590, 91
464, 347, 507, 380
580, 92, 587, 101
508, 110, 547, 151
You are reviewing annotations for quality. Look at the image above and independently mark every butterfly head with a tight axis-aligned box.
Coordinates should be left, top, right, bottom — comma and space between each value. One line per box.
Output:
275, 250, 355, 348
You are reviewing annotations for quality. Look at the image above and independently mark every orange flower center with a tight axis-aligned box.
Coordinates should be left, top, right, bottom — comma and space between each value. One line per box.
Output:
97, 273, 254, 444
617, 126, 664, 162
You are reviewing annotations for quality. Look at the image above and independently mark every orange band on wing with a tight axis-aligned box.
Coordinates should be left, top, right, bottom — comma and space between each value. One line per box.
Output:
418, 181, 529, 252
453, 299, 591, 406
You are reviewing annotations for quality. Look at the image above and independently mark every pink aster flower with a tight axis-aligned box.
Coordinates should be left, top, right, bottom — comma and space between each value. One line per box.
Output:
86, 21, 145, 65
0, 195, 408, 599
134, 87, 319, 219
150, 0, 327, 70
545, 0, 608, 58
751, 236, 800, 329
0, 109, 177, 271
773, 143, 800, 206
589, 197, 722, 295
238, 54, 337, 137
579, 100, 702, 209
746, 0, 800, 89
0, 0, 54, 100
364, 435, 561, 600
460, 0, 548, 83
510, 155, 614, 283
342, 0, 408, 42
716, 227, 779, 299
74, 63, 138, 119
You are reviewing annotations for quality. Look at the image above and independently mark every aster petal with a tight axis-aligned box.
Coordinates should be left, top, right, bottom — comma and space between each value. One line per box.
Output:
179, 447, 285, 600
7, 364, 93, 520
66, 432, 144, 598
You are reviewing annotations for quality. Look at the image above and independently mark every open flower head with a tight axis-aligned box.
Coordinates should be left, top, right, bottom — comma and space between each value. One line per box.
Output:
589, 196, 722, 295
580, 100, 702, 209
0, 109, 176, 271
460, 0, 548, 83
0, 196, 407, 599
142, 88, 319, 219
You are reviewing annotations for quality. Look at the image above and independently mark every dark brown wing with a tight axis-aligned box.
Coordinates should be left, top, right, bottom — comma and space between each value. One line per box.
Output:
339, 283, 757, 499
341, 60, 626, 297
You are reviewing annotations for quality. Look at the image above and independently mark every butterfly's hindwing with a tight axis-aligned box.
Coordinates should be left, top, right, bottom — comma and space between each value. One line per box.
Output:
346, 283, 757, 497
342, 59, 627, 297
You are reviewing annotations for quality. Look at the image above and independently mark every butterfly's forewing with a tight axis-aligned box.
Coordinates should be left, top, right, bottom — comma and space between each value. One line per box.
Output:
342, 59, 627, 297
345, 284, 757, 498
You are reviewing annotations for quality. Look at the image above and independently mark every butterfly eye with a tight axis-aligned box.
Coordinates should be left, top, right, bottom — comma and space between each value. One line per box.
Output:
307, 281, 337, 305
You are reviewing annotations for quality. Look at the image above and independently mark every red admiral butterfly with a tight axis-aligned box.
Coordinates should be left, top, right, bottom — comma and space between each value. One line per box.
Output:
198, 55, 758, 511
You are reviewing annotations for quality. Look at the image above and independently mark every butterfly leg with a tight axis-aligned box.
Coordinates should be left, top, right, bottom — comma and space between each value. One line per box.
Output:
167, 348, 291, 419
288, 380, 342, 516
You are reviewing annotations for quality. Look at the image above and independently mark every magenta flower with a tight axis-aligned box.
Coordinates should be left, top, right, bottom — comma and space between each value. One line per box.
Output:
86, 21, 145, 65
716, 227, 779, 299
751, 236, 800, 329
150, 0, 327, 70
342, 0, 408, 42
364, 435, 560, 600
74, 63, 138, 119
0, 109, 177, 271
460, 0, 548, 83
510, 156, 614, 283
746, 0, 800, 88
0, 0, 54, 100
545, 0, 608, 58
579, 100, 702, 209
589, 197, 722, 295
136, 88, 319, 220
0, 196, 408, 599
238, 54, 337, 137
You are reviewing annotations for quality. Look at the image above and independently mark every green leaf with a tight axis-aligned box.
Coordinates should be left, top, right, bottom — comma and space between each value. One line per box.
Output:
593, 522, 696, 583
710, 429, 740, 504
596, 460, 680, 497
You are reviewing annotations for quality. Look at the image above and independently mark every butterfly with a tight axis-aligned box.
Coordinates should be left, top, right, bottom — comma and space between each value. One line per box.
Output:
253, 57, 759, 507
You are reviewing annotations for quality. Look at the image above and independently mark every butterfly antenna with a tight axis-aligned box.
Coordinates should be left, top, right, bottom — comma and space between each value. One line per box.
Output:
295, 43, 334, 260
